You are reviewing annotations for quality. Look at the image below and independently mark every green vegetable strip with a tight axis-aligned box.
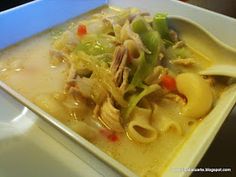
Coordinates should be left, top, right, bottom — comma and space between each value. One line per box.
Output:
167, 47, 192, 59
131, 16, 151, 34
152, 13, 170, 40
129, 51, 146, 88
122, 84, 160, 122
129, 17, 161, 89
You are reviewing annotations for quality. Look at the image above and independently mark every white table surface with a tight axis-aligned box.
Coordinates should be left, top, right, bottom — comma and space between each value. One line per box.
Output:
0, 89, 104, 177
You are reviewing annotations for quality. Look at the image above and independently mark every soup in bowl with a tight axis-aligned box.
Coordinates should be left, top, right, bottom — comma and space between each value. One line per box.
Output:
0, 7, 235, 177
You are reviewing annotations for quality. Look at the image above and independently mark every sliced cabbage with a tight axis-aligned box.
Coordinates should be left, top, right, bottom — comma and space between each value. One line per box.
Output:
70, 51, 127, 107
75, 34, 116, 62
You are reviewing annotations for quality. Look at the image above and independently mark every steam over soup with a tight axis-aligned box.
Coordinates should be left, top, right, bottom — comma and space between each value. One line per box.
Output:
0, 7, 232, 176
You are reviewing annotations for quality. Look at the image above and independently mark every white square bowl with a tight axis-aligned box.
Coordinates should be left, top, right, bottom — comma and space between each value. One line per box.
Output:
0, 0, 236, 177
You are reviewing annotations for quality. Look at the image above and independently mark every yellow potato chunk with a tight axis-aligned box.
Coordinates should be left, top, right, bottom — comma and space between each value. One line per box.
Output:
176, 73, 213, 119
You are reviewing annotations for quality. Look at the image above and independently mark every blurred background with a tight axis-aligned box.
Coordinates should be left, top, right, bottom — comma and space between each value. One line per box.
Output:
0, 0, 34, 11
1, 0, 236, 18
186, 0, 236, 18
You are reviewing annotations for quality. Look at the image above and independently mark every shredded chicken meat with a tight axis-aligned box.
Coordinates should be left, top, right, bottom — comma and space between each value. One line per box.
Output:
170, 58, 196, 66
111, 46, 128, 87
172, 41, 185, 49
65, 64, 77, 92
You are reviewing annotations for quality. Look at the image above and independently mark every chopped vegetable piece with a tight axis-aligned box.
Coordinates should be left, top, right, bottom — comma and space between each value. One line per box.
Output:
77, 24, 87, 37
166, 46, 192, 59
99, 129, 119, 142
129, 51, 146, 88
108, 133, 119, 142
160, 74, 176, 91
131, 16, 151, 34
130, 17, 162, 89
71, 51, 127, 107
75, 34, 115, 60
122, 84, 160, 122
152, 13, 169, 40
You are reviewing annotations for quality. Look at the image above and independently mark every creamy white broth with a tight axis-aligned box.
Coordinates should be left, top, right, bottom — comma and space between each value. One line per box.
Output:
0, 36, 197, 174
0, 7, 229, 177
0, 33, 67, 100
